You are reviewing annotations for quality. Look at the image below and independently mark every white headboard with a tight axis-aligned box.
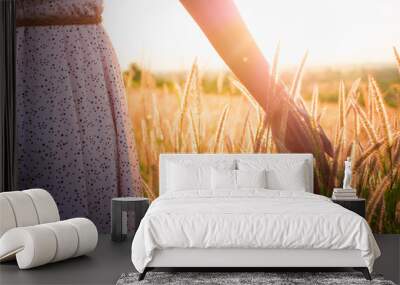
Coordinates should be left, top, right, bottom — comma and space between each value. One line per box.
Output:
159, 153, 314, 195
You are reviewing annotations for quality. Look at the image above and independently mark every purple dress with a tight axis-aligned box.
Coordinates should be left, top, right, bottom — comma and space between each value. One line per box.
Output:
16, 0, 142, 233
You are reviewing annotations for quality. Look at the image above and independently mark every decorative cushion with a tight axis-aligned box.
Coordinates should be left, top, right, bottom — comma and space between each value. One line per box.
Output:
237, 158, 308, 191
165, 158, 236, 192
236, 169, 267, 189
266, 168, 307, 191
211, 168, 237, 190
167, 162, 211, 191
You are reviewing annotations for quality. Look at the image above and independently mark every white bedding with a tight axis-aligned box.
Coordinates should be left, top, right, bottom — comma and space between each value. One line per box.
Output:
131, 189, 380, 273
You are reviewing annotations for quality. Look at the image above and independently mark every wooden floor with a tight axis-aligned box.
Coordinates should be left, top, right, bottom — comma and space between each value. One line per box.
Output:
0, 234, 398, 285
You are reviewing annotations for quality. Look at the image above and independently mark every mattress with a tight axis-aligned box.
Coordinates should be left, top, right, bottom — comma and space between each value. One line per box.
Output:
131, 189, 380, 273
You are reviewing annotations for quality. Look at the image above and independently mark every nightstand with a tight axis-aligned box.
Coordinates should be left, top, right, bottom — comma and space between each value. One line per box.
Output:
111, 197, 149, 242
332, 198, 366, 218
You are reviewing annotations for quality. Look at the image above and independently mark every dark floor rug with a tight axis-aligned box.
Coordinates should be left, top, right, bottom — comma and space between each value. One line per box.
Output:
116, 272, 396, 285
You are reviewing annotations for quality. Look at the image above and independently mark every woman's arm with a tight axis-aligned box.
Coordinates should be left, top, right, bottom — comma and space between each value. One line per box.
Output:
180, 0, 270, 109
180, 0, 333, 157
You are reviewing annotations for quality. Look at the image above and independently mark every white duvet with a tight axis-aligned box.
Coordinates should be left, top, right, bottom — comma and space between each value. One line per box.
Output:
131, 189, 380, 273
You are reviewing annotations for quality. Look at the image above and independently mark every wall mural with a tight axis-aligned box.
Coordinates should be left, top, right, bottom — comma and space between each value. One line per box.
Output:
123, 56, 400, 234
109, 0, 400, 234
16, 0, 399, 234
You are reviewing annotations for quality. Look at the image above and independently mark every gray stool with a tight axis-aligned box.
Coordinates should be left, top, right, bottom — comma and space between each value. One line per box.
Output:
111, 197, 149, 242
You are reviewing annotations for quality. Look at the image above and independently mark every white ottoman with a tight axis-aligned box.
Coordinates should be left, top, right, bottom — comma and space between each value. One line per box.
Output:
0, 189, 98, 269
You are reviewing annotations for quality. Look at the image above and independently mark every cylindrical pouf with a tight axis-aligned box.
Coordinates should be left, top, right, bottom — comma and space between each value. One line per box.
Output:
0, 218, 97, 269
0, 189, 60, 236
65, 218, 98, 257
23, 189, 60, 224
0, 191, 39, 227
0, 188, 98, 269
0, 226, 57, 269
0, 196, 17, 237
42, 221, 79, 262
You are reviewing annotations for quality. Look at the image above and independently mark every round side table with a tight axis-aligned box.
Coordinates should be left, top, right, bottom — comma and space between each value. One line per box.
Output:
111, 197, 149, 242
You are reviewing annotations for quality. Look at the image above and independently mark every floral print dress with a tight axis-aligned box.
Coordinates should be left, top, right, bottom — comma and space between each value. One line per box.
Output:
16, 0, 142, 232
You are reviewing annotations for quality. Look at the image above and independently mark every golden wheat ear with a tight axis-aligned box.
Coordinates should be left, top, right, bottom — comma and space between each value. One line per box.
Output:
345, 78, 361, 117
369, 76, 393, 146
142, 179, 157, 201
176, 60, 198, 151
276, 51, 309, 145
213, 104, 230, 153
394, 46, 400, 76
290, 51, 308, 100
238, 109, 251, 152
189, 110, 200, 153
268, 42, 281, 107
230, 78, 259, 110
350, 98, 378, 144
310, 84, 319, 120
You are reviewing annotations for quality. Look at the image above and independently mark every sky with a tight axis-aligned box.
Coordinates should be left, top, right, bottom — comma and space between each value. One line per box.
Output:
103, 0, 400, 72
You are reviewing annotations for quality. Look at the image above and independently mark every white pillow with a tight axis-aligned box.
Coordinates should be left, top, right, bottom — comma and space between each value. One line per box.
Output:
167, 162, 211, 191
236, 169, 267, 189
266, 168, 307, 191
211, 168, 236, 190
237, 159, 308, 191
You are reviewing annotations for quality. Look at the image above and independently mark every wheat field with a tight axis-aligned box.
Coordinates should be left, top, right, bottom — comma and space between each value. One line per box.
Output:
125, 48, 400, 233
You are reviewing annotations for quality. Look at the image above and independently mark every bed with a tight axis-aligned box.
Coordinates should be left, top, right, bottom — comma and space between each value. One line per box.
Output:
131, 154, 380, 280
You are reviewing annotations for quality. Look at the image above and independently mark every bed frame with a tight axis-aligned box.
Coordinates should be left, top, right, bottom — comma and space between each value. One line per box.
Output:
139, 154, 371, 281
